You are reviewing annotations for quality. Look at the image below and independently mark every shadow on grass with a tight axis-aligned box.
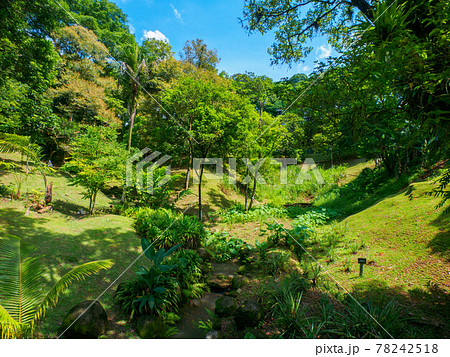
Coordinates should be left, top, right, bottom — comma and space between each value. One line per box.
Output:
346, 279, 450, 338
428, 211, 450, 261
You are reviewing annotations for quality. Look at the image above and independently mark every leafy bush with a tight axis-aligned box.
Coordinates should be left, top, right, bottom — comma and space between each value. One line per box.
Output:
268, 273, 310, 338
134, 208, 206, 249
170, 249, 207, 301
115, 240, 181, 319
338, 298, 411, 338
266, 251, 291, 275
205, 231, 250, 262
124, 165, 188, 209
215, 203, 287, 223
292, 207, 339, 228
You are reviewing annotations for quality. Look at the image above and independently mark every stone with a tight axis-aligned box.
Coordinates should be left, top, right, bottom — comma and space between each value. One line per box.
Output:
231, 275, 249, 290
136, 316, 168, 339
59, 300, 108, 338
215, 296, 238, 317
234, 300, 263, 330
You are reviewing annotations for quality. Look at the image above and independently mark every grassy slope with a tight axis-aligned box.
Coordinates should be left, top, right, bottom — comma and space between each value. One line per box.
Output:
0, 153, 141, 338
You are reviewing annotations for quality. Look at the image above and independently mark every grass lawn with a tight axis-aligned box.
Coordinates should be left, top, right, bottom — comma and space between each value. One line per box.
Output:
0, 154, 142, 338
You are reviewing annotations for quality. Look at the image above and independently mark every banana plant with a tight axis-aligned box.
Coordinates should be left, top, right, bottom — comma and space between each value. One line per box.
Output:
0, 235, 114, 338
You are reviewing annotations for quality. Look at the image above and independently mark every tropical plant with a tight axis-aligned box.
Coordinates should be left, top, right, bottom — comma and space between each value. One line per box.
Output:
0, 133, 54, 204
134, 208, 206, 249
260, 222, 285, 246
268, 273, 310, 338
205, 231, 250, 262
0, 235, 113, 338
265, 251, 290, 275
133, 239, 181, 316
338, 298, 411, 338
170, 249, 207, 301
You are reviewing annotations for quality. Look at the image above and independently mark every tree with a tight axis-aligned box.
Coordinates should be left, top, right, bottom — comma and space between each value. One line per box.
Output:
63, 126, 128, 214
180, 39, 220, 71
240, 0, 374, 64
0, 235, 113, 338
162, 72, 254, 220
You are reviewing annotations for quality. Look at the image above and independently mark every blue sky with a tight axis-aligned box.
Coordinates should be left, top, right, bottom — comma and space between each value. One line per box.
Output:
112, 0, 335, 81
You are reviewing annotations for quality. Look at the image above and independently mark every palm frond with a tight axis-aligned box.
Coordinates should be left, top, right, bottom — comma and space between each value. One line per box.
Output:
0, 304, 25, 339
33, 260, 114, 323
0, 133, 31, 154
0, 236, 45, 326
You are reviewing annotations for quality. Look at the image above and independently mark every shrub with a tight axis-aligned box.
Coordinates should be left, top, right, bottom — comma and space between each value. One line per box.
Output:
266, 251, 291, 275
170, 249, 207, 301
205, 231, 250, 262
115, 241, 181, 319
292, 207, 339, 228
134, 208, 206, 249
338, 298, 411, 338
215, 203, 287, 223
268, 273, 310, 338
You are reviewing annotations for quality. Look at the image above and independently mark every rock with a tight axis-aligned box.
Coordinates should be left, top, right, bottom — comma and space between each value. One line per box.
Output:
136, 316, 168, 338
197, 247, 211, 261
215, 296, 238, 317
205, 331, 219, 339
231, 275, 249, 290
59, 300, 108, 338
209, 276, 233, 292
234, 300, 263, 330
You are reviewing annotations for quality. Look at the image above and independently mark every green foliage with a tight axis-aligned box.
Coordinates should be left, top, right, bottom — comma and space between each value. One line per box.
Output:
170, 249, 207, 301
429, 168, 450, 214
115, 240, 181, 318
292, 207, 339, 227
205, 231, 250, 262
0, 235, 113, 338
124, 163, 185, 209
265, 251, 291, 275
134, 208, 206, 250
267, 273, 310, 338
338, 298, 411, 338
256, 165, 347, 206
63, 126, 128, 214
216, 203, 286, 223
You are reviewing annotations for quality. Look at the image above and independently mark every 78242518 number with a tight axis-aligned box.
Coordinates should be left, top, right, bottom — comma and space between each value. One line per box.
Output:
376, 344, 438, 354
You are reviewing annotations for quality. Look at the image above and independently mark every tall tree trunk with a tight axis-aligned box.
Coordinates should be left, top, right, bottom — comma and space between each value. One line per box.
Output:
198, 164, 205, 221
244, 166, 249, 211
127, 102, 137, 151
248, 176, 257, 211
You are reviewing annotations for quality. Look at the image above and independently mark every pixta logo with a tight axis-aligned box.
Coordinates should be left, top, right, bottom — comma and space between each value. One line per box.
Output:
126, 148, 171, 194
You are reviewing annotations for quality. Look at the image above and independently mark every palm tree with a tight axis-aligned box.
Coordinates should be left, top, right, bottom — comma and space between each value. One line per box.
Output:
119, 41, 149, 151
0, 235, 114, 338
0, 133, 54, 205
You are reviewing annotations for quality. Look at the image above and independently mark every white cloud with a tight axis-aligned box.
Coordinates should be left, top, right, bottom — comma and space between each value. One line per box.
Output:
316, 44, 332, 59
143, 30, 169, 43
170, 3, 182, 21
128, 24, 135, 34
298, 65, 310, 73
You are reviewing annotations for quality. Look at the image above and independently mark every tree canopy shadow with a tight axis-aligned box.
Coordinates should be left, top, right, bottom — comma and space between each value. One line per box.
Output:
428, 211, 450, 261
